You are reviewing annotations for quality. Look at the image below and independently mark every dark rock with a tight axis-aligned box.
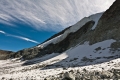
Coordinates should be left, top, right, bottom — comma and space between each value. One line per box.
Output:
110, 42, 120, 50
0, 50, 14, 60
95, 47, 101, 51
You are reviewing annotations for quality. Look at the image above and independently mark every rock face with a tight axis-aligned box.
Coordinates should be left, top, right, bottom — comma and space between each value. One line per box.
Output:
90, 0, 120, 44
0, 50, 14, 60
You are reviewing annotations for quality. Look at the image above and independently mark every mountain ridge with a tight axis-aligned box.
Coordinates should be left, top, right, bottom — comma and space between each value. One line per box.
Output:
11, 12, 102, 60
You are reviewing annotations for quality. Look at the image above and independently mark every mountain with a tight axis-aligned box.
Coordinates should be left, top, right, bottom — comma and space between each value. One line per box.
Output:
12, 12, 103, 60
0, 0, 120, 80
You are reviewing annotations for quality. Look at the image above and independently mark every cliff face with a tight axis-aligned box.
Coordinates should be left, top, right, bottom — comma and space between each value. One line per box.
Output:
0, 50, 14, 60
90, 0, 120, 44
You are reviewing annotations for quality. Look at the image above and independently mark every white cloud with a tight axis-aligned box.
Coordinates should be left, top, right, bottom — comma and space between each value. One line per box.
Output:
0, 0, 115, 31
0, 30, 38, 44
0, 30, 6, 34
7, 34, 39, 44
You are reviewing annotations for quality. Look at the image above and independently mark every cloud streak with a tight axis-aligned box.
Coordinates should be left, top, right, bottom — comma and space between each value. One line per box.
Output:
0, 30, 39, 44
7, 34, 39, 44
0, 30, 6, 34
0, 0, 115, 31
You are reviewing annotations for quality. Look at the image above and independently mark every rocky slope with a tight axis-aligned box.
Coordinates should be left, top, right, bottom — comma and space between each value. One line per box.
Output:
0, 50, 14, 60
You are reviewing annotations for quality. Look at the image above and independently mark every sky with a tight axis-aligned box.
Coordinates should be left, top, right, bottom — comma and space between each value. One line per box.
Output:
0, 0, 115, 52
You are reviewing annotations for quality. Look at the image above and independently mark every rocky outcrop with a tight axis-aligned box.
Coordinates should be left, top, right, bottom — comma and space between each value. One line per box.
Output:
12, 47, 42, 60
0, 50, 14, 60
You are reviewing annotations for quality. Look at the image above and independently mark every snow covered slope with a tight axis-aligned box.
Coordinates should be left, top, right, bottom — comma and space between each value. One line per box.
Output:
0, 39, 119, 80
37, 12, 103, 48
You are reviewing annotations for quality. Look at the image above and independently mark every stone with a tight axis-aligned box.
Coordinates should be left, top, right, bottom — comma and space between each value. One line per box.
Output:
63, 72, 75, 80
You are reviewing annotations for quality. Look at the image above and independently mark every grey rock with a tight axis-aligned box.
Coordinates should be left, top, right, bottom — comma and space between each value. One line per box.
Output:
63, 72, 75, 80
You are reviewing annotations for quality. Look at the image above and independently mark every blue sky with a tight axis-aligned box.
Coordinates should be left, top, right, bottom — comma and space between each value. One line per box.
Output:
0, 0, 115, 51
0, 22, 56, 51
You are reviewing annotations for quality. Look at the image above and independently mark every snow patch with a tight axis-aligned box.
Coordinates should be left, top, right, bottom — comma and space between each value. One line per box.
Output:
90, 12, 103, 30
37, 35, 62, 48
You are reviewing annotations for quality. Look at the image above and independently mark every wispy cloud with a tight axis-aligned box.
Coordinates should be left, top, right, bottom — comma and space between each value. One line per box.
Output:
7, 34, 39, 44
0, 0, 115, 31
0, 30, 39, 44
0, 30, 6, 34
